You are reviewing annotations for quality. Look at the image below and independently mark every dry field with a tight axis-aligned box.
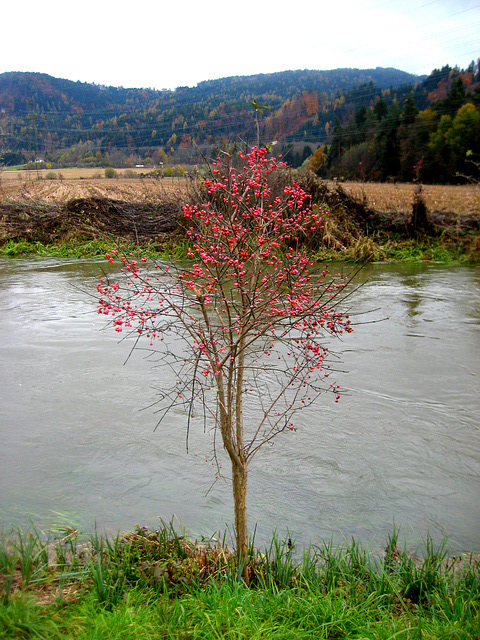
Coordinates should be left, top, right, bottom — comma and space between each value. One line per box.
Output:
330, 180, 480, 217
0, 168, 479, 218
0, 168, 188, 204
0, 166, 156, 182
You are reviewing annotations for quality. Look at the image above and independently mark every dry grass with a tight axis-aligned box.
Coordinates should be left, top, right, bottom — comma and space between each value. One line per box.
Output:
0, 175, 189, 205
0, 166, 153, 182
1, 167, 478, 219
327, 180, 480, 217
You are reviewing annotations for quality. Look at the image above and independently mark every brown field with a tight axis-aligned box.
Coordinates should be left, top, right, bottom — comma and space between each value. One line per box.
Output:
0, 168, 479, 218
0, 178, 188, 205
0, 166, 155, 182
0, 167, 188, 204
328, 180, 479, 217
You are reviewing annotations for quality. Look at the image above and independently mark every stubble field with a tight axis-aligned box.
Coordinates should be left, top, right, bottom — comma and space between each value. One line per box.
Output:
0, 169, 187, 205
1, 168, 478, 217
329, 180, 479, 217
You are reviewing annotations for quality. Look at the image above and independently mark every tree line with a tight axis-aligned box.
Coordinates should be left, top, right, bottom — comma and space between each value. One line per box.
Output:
1, 64, 479, 182
319, 64, 480, 183
0, 68, 421, 170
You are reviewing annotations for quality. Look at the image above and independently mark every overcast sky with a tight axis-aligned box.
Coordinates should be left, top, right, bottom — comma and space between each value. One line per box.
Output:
1, 0, 479, 89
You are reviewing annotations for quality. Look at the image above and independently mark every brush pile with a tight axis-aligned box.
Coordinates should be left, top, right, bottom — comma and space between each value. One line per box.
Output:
0, 196, 182, 245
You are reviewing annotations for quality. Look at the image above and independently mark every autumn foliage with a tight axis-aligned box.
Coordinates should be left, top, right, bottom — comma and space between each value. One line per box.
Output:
97, 147, 354, 580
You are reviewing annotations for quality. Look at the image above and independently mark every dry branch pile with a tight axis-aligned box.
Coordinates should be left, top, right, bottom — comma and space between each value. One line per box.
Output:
0, 196, 182, 244
0, 175, 479, 250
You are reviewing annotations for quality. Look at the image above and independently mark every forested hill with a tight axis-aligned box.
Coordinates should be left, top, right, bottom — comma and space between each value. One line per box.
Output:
2, 64, 479, 183
0, 67, 420, 168
0, 67, 419, 115
185, 68, 419, 100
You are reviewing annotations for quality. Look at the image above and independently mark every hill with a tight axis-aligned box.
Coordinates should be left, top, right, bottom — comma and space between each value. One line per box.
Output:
0, 68, 421, 168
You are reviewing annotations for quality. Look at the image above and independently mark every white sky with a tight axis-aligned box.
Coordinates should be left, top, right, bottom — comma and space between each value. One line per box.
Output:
1, 0, 479, 89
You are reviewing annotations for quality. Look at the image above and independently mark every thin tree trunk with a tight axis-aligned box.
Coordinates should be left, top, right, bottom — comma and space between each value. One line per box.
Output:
231, 460, 249, 584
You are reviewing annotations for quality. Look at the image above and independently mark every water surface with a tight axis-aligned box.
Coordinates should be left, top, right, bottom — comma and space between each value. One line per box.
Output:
1, 258, 479, 552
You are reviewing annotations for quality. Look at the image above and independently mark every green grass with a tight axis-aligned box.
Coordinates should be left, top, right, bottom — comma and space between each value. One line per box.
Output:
313, 234, 479, 264
0, 239, 110, 258
0, 238, 193, 260
1, 523, 479, 639
2, 228, 477, 264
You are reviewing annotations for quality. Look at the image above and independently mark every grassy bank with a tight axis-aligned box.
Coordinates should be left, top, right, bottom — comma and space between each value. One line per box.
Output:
1, 523, 479, 639
0, 174, 479, 263
314, 232, 480, 264
0, 230, 479, 264
0, 238, 192, 261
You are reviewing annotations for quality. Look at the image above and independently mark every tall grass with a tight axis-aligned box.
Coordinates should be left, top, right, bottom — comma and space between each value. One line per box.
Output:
0, 236, 194, 260
1, 522, 478, 639
1, 233, 476, 264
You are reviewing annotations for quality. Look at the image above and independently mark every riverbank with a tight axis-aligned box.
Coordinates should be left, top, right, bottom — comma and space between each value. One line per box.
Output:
1, 523, 479, 639
1, 175, 479, 262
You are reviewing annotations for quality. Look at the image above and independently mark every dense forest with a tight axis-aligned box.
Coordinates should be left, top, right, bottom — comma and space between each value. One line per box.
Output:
0, 63, 479, 183
322, 63, 480, 183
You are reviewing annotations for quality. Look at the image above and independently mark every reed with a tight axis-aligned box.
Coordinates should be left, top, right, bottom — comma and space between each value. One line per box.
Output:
1, 524, 479, 638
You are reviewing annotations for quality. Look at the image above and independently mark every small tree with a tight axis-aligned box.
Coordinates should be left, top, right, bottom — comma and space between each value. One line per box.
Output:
97, 147, 354, 581
104, 167, 117, 179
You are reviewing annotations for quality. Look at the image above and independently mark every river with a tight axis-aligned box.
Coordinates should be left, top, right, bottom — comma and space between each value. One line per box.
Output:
0, 257, 479, 553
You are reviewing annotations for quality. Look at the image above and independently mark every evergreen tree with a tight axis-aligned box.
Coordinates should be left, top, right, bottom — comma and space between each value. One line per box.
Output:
400, 93, 418, 126
398, 94, 420, 180
435, 77, 467, 116
428, 114, 454, 181
373, 99, 388, 121
375, 100, 401, 179
326, 117, 344, 170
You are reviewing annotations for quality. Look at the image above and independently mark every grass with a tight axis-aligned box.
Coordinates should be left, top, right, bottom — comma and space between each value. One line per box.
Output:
1, 173, 479, 264
0, 237, 193, 260
1, 522, 479, 639
311, 232, 480, 264
327, 180, 480, 218
333, 234, 480, 264
1, 232, 478, 264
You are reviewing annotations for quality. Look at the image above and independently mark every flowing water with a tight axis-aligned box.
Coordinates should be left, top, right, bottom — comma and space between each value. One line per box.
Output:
1, 257, 479, 553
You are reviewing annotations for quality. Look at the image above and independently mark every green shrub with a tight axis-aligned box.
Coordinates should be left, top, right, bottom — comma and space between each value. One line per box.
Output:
104, 168, 117, 179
